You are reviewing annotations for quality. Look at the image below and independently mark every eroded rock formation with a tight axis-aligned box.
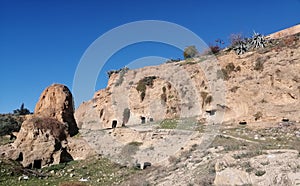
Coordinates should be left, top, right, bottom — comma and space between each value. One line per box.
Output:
0, 84, 91, 168
34, 84, 78, 136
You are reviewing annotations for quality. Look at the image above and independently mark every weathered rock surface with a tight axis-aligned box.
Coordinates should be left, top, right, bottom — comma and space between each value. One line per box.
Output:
35, 84, 78, 136
214, 150, 300, 186
11, 116, 71, 168
268, 24, 300, 39
76, 32, 300, 130
0, 84, 93, 168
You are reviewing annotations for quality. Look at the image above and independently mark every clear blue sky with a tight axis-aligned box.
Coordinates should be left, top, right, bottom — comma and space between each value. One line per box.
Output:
0, 0, 299, 113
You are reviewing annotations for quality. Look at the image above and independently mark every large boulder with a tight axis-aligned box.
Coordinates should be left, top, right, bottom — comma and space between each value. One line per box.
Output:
1, 84, 85, 168
34, 84, 78, 136
11, 116, 72, 168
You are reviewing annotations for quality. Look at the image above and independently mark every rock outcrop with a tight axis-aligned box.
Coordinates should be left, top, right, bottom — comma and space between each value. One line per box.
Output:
11, 116, 71, 168
0, 84, 89, 168
35, 84, 78, 136
76, 31, 300, 130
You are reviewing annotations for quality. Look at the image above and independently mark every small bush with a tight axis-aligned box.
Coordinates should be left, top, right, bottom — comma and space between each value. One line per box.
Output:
233, 150, 263, 159
254, 112, 263, 121
217, 63, 237, 80
128, 141, 143, 146
13, 103, 31, 115
107, 67, 129, 78
242, 161, 254, 173
254, 59, 264, 71
217, 69, 229, 80
205, 95, 213, 105
229, 33, 246, 47
225, 63, 235, 72
114, 67, 129, 87
209, 45, 221, 54
165, 58, 181, 63
136, 76, 157, 102
184, 46, 198, 59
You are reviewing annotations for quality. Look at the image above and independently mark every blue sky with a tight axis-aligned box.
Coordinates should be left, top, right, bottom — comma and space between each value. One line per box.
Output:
0, 0, 299, 113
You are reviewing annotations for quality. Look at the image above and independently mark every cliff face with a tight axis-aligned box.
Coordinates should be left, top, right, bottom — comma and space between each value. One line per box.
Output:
75, 32, 300, 130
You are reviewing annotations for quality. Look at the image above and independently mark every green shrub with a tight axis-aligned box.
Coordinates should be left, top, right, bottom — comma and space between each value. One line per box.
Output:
216, 63, 237, 81
136, 76, 157, 102
128, 141, 143, 146
13, 103, 31, 115
114, 67, 129, 87
165, 58, 181, 63
107, 67, 129, 78
254, 58, 265, 71
0, 114, 24, 136
253, 112, 263, 121
159, 119, 178, 129
184, 46, 198, 59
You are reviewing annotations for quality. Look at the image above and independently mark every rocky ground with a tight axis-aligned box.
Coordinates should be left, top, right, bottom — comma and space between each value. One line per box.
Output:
1, 118, 299, 186
122, 119, 300, 186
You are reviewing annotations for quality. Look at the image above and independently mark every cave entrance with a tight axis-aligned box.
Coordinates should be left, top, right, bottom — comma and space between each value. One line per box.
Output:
33, 159, 42, 169
206, 109, 216, 116
16, 152, 23, 162
112, 120, 117, 128
141, 117, 146, 124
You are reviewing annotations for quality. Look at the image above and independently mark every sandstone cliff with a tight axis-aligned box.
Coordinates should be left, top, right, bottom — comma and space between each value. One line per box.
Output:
75, 32, 300, 130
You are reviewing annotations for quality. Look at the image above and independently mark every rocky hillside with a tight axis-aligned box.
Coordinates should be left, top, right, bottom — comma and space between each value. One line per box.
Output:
72, 28, 300, 185
0, 26, 299, 186
76, 30, 300, 130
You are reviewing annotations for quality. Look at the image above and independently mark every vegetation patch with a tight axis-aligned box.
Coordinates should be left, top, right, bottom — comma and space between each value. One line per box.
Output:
253, 111, 263, 121
159, 119, 178, 129
0, 156, 137, 186
200, 91, 212, 108
233, 150, 264, 159
184, 45, 198, 59
136, 76, 157, 102
0, 114, 25, 136
114, 67, 129, 87
128, 141, 143, 146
